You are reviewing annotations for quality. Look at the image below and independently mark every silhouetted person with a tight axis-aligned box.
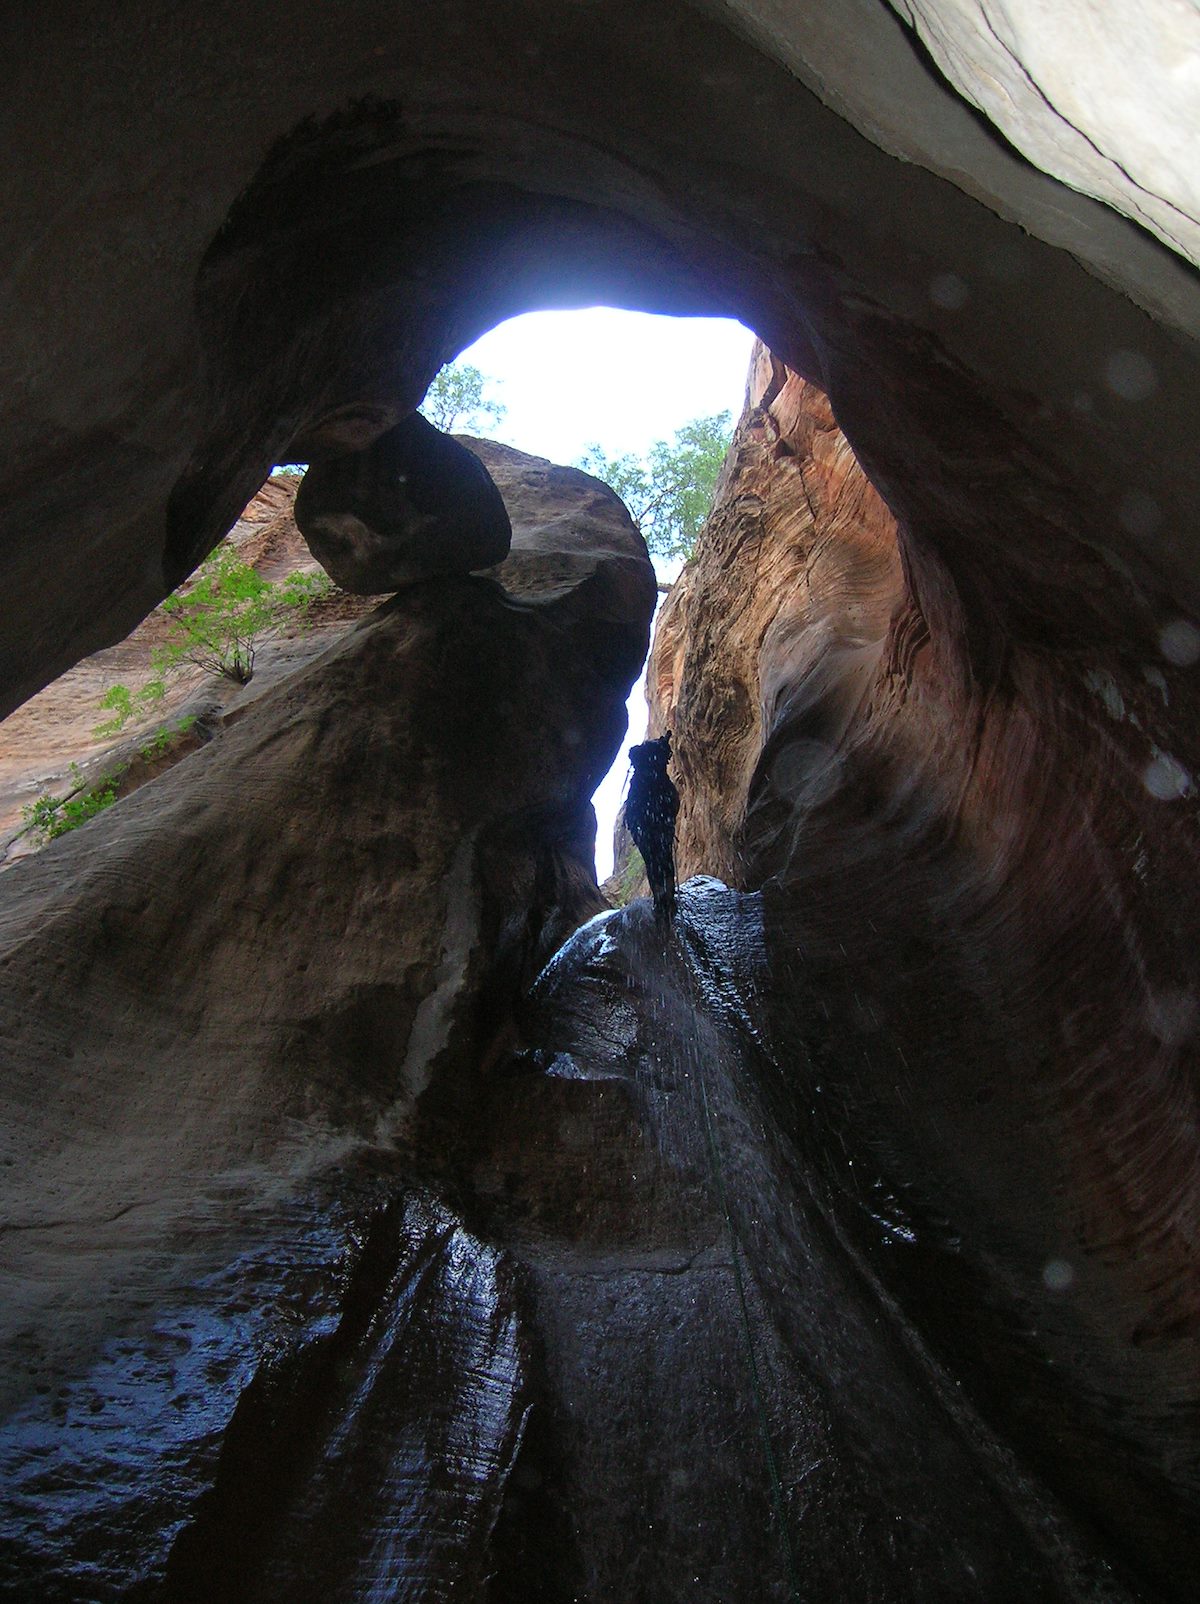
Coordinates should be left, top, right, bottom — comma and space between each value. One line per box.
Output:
626, 731, 680, 926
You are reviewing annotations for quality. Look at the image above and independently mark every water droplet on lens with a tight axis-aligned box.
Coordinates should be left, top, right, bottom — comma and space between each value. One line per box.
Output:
930, 273, 969, 310
1118, 491, 1161, 537
1104, 349, 1157, 401
1147, 988, 1197, 1047
1143, 751, 1192, 800
1043, 1259, 1075, 1291
1159, 619, 1200, 667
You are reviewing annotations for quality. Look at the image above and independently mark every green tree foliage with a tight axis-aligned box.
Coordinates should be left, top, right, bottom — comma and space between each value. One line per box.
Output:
96, 544, 330, 735
137, 715, 197, 762
22, 764, 123, 844
17, 716, 200, 854
419, 361, 507, 434
577, 412, 733, 562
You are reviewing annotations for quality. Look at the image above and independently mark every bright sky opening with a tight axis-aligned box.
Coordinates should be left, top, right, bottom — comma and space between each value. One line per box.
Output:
456, 309, 756, 878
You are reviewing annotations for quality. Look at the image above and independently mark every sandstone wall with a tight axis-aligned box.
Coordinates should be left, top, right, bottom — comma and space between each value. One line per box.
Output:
2, 2, 1200, 1594
0, 474, 376, 856
0, 445, 656, 1598
648, 342, 1200, 1593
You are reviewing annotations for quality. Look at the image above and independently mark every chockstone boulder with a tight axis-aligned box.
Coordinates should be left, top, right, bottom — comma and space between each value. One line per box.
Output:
294, 414, 513, 592
0, 1, 1198, 1599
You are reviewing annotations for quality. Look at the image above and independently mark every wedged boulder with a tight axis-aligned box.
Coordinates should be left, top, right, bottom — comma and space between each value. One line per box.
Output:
0, 444, 652, 1600
294, 413, 512, 592
469, 437, 655, 620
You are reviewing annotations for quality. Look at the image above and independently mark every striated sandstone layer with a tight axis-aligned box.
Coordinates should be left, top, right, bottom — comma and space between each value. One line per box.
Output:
0, 473, 378, 857
650, 343, 906, 886
648, 343, 1200, 1598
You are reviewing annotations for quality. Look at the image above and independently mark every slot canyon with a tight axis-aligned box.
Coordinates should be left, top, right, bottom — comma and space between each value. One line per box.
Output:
1, 4, 1198, 1600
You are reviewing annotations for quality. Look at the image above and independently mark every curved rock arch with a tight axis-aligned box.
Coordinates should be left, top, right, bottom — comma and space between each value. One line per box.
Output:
3, 2, 1198, 716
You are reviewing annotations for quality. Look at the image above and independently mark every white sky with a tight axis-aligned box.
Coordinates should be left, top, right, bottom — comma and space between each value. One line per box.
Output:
456, 308, 756, 877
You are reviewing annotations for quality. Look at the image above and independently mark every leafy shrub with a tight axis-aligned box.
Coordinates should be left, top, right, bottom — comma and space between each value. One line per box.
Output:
137, 715, 197, 762
611, 846, 646, 907
21, 764, 124, 844
96, 544, 330, 735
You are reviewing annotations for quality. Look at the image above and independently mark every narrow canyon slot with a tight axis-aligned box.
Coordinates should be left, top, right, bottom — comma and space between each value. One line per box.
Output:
1, 6, 1198, 1601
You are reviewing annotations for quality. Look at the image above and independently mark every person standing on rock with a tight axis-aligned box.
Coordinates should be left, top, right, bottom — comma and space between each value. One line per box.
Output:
625, 731, 680, 926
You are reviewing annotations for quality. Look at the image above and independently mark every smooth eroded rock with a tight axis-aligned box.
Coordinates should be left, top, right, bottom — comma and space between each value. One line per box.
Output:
0, 441, 652, 1601
887, 0, 1200, 267
646, 344, 1200, 1600
475, 885, 1135, 1601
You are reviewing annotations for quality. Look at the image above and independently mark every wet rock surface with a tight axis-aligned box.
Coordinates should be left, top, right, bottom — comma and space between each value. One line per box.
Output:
648, 347, 1200, 1599
161, 1191, 532, 1604
4, 876, 1153, 1600
480, 886, 1146, 1602
0, 445, 653, 1600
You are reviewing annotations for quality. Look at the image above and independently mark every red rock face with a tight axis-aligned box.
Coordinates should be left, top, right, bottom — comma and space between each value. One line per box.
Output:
0, 474, 374, 857
650, 344, 1200, 1594
651, 345, 907, 884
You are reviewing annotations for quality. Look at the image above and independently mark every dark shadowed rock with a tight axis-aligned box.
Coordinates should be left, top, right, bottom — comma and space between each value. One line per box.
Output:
0, 441, 652, 1601
478, 885, 1146, 1602
294, 413, 512, 592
